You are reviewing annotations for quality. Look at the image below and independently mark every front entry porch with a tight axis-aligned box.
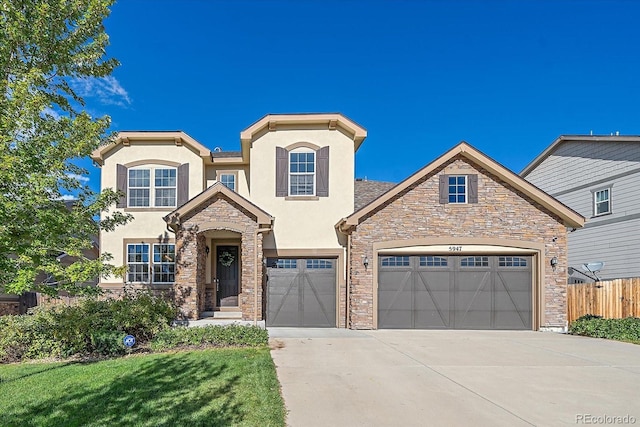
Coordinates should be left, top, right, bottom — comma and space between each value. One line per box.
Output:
163, 182, 273, 321
202, 232, 242, 318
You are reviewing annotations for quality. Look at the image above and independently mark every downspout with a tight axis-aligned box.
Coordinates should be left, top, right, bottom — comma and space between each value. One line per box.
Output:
346, 232, 351, 329
254, 226, 272, 326
337, 220, 352, 329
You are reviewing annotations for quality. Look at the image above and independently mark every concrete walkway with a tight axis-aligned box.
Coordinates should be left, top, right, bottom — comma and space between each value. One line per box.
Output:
269, 329, 640, 426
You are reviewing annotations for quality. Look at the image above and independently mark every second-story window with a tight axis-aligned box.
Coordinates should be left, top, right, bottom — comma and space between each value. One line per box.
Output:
439, 174, 478, 204
154, 168, 176, 206
275, 145, 328, 198
289, 149, 315, 196
593, 188, 611, 216
128, 167, 176, 208
448, 175, 467, 204
128, 169, 150, 207
220, 173, 236, 191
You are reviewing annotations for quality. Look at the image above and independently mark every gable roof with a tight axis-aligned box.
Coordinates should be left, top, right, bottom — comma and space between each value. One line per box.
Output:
339, 142, 585, 231
239, 113, 367, 162
91, 131, 211, 166
163, 182, 273, 229
520, 135, 640, 177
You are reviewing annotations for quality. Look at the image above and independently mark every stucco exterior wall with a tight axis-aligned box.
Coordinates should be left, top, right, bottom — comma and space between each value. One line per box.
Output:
205, 165, 250, 198
348, 157, 569, 330
249, 126, 355, 250
100, 142, 205, 284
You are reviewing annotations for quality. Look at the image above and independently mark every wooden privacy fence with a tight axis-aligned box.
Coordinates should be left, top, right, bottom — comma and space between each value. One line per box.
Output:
567, 278, 640, 323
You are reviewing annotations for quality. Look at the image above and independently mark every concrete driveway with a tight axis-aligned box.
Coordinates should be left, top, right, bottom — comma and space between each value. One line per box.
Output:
269, 329, 640, 426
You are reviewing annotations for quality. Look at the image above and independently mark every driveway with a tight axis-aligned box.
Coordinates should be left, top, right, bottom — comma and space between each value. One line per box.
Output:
269, 329, 640, 426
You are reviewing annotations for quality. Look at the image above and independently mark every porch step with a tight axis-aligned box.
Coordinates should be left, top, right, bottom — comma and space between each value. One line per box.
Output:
201, 311, 243, 320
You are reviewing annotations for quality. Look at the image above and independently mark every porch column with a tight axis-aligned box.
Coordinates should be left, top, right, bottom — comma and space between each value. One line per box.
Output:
174, 227, 199, 320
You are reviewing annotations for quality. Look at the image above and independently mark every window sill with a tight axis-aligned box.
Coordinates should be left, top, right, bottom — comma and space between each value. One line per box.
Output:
285, 196, 320, 201
124, 207, 176, 212
591, 212, 613, 219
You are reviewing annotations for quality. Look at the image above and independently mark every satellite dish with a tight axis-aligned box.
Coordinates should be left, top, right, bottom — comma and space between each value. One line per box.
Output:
582, 262, 605, 273
582, 261, 605, 281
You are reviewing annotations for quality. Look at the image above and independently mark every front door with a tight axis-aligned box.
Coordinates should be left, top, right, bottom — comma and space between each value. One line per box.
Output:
216, 246, 239, 307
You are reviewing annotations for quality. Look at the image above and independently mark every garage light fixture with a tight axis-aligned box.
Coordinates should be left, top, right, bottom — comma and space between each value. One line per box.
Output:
363, 256, 369, 269
550, 257, 558, 271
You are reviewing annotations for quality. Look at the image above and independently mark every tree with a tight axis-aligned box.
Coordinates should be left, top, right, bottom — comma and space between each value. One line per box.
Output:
0, 0, 131, 296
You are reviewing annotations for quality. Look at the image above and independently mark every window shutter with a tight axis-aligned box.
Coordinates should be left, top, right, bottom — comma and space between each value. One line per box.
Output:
316, 146, 329, 197
468, 174, 478, 204
177, 163, 189, 207
276, 147, 288, 197
439, 174, 448, 204
116, 164, 127, 208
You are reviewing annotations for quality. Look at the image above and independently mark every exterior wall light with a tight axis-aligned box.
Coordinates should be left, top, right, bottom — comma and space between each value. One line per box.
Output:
363, 256, 369, 269
205, 246, 210, 256
550, 256, 558, 271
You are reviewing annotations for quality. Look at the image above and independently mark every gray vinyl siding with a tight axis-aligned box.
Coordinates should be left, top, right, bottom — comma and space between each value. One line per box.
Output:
525, 141, 640, 195
567, 217, 640, 280
524, 139, 640, 281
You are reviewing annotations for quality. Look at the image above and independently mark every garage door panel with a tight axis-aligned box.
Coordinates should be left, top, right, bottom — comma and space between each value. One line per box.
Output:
378, 255, 533, 330
267, 259, 336, 327
495, 310, 531, 329
497, 272, 531, 291
379, 309, 414, 329
414, 309, 450, 328
378, 271, 411, 291
494, 290, 530, 308
379, 289, 412, 309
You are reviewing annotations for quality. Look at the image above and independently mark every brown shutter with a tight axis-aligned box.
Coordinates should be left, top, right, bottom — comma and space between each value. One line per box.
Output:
468, 174, 478, 203
316, 146, 329, 197
116, 164, 127, 208
177, 163, 189, 207
276, 147, 288, 197
439, 174, 448, 204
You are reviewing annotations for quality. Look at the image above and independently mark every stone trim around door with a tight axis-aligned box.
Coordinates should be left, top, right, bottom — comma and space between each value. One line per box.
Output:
172, 192, 270, 320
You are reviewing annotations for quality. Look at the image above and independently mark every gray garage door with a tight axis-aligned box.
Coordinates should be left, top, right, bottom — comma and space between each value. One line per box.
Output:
266, 258, 336, 327
378, 255, 532, 330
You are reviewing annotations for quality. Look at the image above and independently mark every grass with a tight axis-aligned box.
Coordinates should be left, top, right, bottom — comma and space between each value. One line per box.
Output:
0, 348, 286, 427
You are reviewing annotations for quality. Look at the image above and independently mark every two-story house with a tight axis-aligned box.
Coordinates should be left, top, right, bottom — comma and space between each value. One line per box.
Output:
521, 135, 640, 282
92, 113, 584, 331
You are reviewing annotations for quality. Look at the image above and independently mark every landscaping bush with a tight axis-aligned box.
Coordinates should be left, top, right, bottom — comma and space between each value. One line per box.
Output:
0, 289, 177, 362
569, 315, 640, 344
151, 324, 269, 351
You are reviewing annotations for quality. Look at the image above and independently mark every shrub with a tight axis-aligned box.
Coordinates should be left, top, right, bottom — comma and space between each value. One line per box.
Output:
0, 289, 177, 362
151, 324, 269, 351
569, 315, 640, 344
90, 331, 128, 357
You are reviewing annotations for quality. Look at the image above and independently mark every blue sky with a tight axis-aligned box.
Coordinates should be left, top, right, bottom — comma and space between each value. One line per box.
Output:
78, 0, 640, 192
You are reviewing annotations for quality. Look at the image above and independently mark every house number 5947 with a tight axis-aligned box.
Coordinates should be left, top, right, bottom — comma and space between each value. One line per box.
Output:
449, 246, 462, 252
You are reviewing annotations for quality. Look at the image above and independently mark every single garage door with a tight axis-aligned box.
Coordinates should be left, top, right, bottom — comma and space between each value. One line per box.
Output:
266, 258, 336, 327
378, 255, 532, 330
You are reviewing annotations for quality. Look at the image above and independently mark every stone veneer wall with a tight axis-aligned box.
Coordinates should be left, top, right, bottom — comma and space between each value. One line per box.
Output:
175, 194, 262, 320
348, 157, 569, 330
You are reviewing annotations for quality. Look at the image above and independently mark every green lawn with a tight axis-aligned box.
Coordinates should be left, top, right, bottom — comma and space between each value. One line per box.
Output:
0, 348, 285, 427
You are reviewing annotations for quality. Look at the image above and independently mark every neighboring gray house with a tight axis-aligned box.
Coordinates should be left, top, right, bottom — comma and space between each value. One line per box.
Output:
521, 135, 640, 282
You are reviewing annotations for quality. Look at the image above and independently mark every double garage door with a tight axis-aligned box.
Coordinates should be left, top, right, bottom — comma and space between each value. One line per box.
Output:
378, 255, 533, 330
266, 258, 336, 327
